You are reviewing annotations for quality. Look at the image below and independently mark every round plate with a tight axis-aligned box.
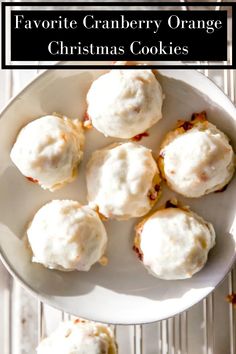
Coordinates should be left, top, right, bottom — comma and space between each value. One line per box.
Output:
0, 64, 236, 324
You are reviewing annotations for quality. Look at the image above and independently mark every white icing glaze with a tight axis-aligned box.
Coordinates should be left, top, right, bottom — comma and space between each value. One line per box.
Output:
27, 200, 107, 271
161, 122, 235, 197
10, 115, 84, 191
86, 142, 160, 219
37, 320, 117, 354
139, 207, 215, 280
87, 69, 163, 138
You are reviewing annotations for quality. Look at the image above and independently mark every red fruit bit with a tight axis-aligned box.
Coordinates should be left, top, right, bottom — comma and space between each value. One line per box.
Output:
191, 111, 207, 121
83, 112, 92, 129
165, 200, 177, 209
148, 185, 160, 201
131, 132, 149, 142
226, 293, 236, 307
215, 184, 228, 193
26, 176, 38, 183
133, 245, 143, 261
74, 319, 81, 324
159, 151, 165, 158
148, 192, 157, 201
83, 112, 90, 122
180, 121, 193, 131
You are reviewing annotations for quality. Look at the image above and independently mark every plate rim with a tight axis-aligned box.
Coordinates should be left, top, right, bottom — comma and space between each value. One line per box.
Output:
0, 245, 235, 325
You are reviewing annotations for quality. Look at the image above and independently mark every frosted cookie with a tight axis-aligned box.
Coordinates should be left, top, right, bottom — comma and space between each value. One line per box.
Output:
86, 69, 163, 138
10, 115, 84, 191
37, 319, 117, 354
27, 200, 107, 271
158, 112, 235, 197
86, 142, 161, 220
134, 200, 215, 280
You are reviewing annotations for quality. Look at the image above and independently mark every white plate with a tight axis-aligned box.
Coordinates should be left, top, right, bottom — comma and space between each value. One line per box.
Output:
0, 63, 236, 324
